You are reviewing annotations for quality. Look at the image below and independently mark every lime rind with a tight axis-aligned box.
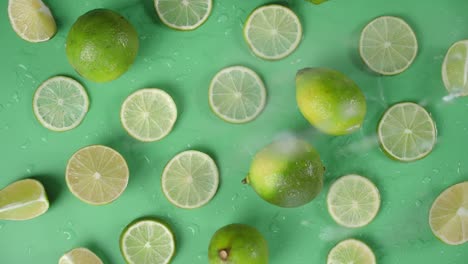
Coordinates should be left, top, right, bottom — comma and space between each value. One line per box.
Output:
327, 239, 376, 264
154, 0, 212, 31
442, 40, 468, 97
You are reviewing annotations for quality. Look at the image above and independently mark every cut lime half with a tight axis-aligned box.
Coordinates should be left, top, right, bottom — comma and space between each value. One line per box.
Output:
360, 16, 418, 75
378, 102, 436, 162
327, 239, 376, 264
209, 66, 266, 123
59, 248, 103, 264
0, 179, 49, 220
154, 0, 212, 30
442, 40, 468, 97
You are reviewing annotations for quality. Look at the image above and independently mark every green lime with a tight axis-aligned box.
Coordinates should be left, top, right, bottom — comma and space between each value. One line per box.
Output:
245, 136, 324, 208
208, 224, 268, 264
0, 179, 49, 220
8, 0, 56, 42
154, 0, 212, 31
327, 239, 376, 264
296, 68, 367, 135
66, 9, 139, 83
59, 248, 103, 264
442, 40, 468, 97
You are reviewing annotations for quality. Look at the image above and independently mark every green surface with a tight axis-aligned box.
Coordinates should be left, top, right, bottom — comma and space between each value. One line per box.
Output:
0, 0, 467, 263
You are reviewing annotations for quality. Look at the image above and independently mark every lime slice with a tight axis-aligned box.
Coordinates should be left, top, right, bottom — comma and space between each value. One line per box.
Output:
442, 40, 468, 97
33, 76, 89, 132
327, 239, 376, 264
121, 89, 177, 142
154, 0, 212, 31
59, 248, 103, 264
162, 150, 219, 209
378, 102, 436, 162
120, 219, 175, 264
66, 145, 129, 205
244, 5, 302, 60
360, 16, 418, 75
209, 66, 267, 123
429, 182, 468, 245
0, 179, 49, 220
327, 175, 380, 228
8, 0, 56, 42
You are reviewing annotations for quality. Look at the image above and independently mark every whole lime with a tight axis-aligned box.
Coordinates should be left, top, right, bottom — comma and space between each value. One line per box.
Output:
245, 136, 324, 208
296, 68, 366, 135
208, 224, 268, 264
66, 9, 139, 83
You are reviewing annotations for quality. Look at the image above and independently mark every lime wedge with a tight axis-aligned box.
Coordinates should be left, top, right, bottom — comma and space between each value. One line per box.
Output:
244, 5, 302, 60
154, 0, 212, 31
8, 0, 56, 42
33, 76, 89, 132
327, 239, 376, 264
360, 16, 418, 75
429, 182, 468, 245
120, 219, 175, 264
378, 102, 436, 162
327, 175, 380, 228
121, 89, 177, 142
209, 66, 267, 123
0, 179, 49, 220
59, 248, 103, 264
442, 40, 468, 97
162, 150, 219, 209
66, 145, 129, 205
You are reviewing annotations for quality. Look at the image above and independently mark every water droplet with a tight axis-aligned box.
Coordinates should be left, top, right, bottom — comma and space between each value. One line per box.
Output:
457, 162, 461, 174
187, 224, 200, 236
20, 138, 31, 149
12, 91, 20, 103
60, 227, 77, 240
143, 155, 150, 164
422, 176, 432, 184
231, 193, 239, 201
0, 223, 4, 229
217, 14, 228, 23
40, 137, 48, 143
231, 204, 239, 211
432, 168, 440, 174
26, 247, 32, 255
415, 200, 422, 207
0, 104, 4, 112
269, 223, 280, 233
300, 220, 313, 228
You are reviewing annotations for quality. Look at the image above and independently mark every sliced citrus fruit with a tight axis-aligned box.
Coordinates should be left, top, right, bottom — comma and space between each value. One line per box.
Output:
59, 248, 103, 264
162, 150, 219, 209
244, 5, 302, 60
327, 175, 380, 228
120, 219, 175, 264
429, 182, 468, 245
327, 239, 376, 264
154, 0, 212, 30
66, 145, 129, 205
378, 102, 436, 162
442, 40, 468, 97
8, 0, 57, 42
0, 179, 49, 220
121, 89, 177, 142
209, 66, 266, 123
360, 16, 418, 75
33, 76, 89, 132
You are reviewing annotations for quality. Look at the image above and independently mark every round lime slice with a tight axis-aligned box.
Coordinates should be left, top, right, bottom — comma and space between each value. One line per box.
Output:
442, 40, 468, 97
327, 239, 376, 264
59, 248, 103, 264
154, 0, 212, 30
0, 179, 49, 220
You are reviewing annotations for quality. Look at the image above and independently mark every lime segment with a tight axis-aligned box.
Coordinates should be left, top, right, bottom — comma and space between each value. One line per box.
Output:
8, 0, 56, 42
442, 40, 468, 97
59, 248, 103, 264
327, 239, 376, 264
0, 179, 49, 220
154, 0, 212, 30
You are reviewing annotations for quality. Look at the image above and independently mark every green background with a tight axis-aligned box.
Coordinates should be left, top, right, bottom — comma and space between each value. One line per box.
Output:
1, 0, 467, 263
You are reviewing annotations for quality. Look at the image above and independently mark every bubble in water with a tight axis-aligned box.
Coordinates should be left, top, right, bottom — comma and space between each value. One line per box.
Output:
422, 176, 432, 184
217, 14, 228, 23
187, 224, 200, 236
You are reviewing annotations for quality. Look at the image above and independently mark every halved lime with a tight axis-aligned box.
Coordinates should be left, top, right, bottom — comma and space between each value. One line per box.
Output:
209, 66, 266, 123
360, 16, 418, 75
429, 182, 468, 245
59, 248, 103, 264
0, 179, 49, 220
154, 0, 212, 31
244, 5, 302, 60
33, 76, 89, 132
66, 145, 129, 205
120, 219, 175, 264
327, 175, 380, 228
162, 150, 219, 209
121, 89, 177, 142
8, 0, 56, 42
378, 102, 436, 162
442, 40, 468, 97
327, 239, 376, 264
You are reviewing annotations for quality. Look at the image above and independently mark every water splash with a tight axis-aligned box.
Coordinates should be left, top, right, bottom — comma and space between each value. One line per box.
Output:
187, 224, 200, 236
59, 221, 76, 240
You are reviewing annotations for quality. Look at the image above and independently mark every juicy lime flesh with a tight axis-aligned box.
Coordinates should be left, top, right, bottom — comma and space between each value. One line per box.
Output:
121, 89, 177, 142
378, 102, 436, 162
0, 179, 48, 220
209, 66, 266, 123
162, 150, 219, 209
155, 0, 211, 30
328, 239, 376, 264
66, 145, 129, 205
66, 9, 139, 82
296, 68, 367, 135
429, 182, 468, 245
208, 224, 268, 264
59, 248, 103, 264
442, 40, 468, 96
8, 0, 56, 42
120, 220, 175, 264
33, 76, 89, 131
327, 175, 380, 228
244, 5, 302, 60
360, 16, 418, 75
248, 137, 324, 208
